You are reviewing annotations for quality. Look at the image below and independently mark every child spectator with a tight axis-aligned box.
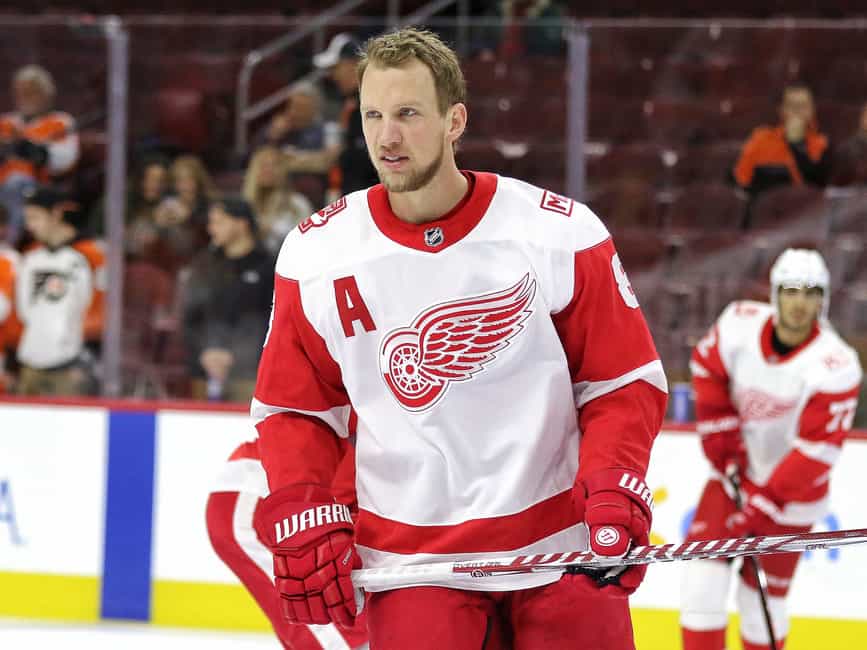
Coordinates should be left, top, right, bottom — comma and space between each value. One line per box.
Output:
15, 187, 104, 396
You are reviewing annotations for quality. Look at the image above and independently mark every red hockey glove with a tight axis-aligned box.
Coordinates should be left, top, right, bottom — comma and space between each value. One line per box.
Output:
726, 481, 781, 538
577, 468, 653, 596
254, 485, 359, 627
700, 428, 747, 476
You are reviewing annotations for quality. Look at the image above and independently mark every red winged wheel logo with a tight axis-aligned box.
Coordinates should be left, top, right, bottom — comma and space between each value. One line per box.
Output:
379, 274, 537, 411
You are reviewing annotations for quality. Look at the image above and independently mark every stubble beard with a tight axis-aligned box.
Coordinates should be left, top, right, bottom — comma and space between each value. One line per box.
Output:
377, 143, 445, 194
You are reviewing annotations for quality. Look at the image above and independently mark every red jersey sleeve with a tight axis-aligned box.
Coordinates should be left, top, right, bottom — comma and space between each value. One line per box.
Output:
553, 237, 667, 478
766, 385, 860, 504
253, 273, 351, 493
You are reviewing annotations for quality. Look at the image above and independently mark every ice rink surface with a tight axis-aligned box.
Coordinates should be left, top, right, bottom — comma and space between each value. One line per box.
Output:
0, 619, 283, 649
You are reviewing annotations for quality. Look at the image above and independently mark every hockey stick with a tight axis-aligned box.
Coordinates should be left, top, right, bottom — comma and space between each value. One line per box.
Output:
351, 527, 867, 591
727, 467, 778, 650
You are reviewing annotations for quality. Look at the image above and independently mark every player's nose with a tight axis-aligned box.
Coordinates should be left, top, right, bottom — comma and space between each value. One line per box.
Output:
379, 117, 402, 148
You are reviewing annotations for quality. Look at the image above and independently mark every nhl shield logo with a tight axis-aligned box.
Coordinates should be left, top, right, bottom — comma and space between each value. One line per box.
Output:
424, 227, 444, 248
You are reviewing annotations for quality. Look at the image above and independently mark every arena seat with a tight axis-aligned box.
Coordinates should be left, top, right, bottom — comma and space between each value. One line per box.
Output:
747, 185, 828, 230
588, 178, 661, 230
666, 182, 747, 231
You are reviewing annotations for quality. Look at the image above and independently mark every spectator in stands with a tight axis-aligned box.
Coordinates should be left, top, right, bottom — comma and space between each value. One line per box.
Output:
15, 187, 104, 396
0, 205, 20, 392
170, 154, 216, 227
0, 65, 80, 244
128, 154, 214, 273
87, 152, 170, 237
313, 32, 379, 197
253, 81, 330, 152
476, 0, 567, 58
182, 197, 274, 403
733, 82, 830, 197
833, 101, 867, 186
242, 146, 313, 254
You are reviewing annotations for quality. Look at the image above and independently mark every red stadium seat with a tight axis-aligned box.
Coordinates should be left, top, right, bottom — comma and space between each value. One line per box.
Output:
587, 178, 661, 231
747, 185, 828, 231
155, 88, 210, 154
667, 182, 747, 231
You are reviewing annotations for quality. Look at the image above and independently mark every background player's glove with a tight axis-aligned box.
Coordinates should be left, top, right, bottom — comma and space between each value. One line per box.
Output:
701, 428, 747, 476
12, 138, 48, 167
254, 485, 359, 627
726, 481, 780, 538
576, 468, 653, 596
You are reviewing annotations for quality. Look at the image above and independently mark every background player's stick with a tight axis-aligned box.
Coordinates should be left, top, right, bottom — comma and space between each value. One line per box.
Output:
727, 467, 778, 650
352, 527, 867, 591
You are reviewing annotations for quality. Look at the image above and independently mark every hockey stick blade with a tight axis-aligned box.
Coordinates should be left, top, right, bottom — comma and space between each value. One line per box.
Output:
352, 527, 867, 591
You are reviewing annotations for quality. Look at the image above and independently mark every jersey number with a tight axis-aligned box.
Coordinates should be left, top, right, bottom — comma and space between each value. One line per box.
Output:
612, 253, 639, 309
827, 398, 857, 432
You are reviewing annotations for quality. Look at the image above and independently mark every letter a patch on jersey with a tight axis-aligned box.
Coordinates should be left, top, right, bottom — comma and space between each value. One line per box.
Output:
379, 275, 537, 412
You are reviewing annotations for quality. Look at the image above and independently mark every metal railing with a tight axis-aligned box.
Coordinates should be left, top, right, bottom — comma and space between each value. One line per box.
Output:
233, 0, 471, 156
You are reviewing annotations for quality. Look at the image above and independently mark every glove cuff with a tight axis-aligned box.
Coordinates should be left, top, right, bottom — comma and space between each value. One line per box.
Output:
255, 484, 353, 549
580, 467, 654, 523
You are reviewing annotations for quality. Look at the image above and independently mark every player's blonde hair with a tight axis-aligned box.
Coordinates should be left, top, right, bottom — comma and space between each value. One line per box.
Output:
358, 27, 466, 115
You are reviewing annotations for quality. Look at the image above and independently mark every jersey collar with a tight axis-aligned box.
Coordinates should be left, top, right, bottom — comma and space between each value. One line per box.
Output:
366, 171, 497, 253
760, 316, 821, 364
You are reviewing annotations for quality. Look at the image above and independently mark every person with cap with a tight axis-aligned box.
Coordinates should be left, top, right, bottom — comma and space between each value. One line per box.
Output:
15, 186, 104, 396
313, 32, 379, 196
181, 196, 274, 403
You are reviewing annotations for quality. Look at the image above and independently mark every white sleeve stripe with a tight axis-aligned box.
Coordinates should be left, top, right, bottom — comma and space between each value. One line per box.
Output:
793, 438, 841, 466
697, 416, 740, 435
250, 397, 351, 439
689, 360, 710, 378
307, 624, 353, 650
573, 359, 668, 408
233, 491, 275, 581
212, 458, 269, 497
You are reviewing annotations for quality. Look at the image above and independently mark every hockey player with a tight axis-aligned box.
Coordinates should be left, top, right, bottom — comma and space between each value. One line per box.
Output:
205, 439, 369, 649
680, 248, 862, 650
252, 28, 667, 649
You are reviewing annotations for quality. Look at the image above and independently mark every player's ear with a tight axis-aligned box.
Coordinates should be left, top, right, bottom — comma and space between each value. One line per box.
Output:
446, 102, 467, 145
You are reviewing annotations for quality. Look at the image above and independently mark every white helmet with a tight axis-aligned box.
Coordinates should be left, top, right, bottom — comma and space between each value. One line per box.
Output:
769, 248, 830, 320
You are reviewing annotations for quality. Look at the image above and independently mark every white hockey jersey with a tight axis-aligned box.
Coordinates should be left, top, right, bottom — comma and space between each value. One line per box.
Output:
253, 172, 668, 591
16, 239, 104, 369
691, 300, 862, 525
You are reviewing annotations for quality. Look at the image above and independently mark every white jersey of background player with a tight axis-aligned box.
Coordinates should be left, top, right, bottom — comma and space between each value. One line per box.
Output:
680, 248, 862, 650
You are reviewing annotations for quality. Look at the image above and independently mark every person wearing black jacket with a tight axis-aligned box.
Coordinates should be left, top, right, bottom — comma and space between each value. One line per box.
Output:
182, 197, 274, 403
313, 33, 379, 196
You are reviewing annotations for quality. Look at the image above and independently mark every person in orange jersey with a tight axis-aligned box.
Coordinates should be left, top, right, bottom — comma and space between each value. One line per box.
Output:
733, 83, 830, 198
0, 65, 79, 244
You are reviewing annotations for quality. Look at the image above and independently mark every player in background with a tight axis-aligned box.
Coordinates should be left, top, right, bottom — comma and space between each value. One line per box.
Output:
205, 439, 369, 650
680, 248, 862, 650
251, 28, 667, 649
15, 186, 104, 395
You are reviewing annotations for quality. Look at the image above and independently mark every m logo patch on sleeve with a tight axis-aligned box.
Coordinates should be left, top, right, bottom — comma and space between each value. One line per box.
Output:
540, 190, 574, 217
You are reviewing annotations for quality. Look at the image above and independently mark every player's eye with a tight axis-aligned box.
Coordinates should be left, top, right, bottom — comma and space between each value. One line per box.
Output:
399, 107, 418, 117
364, 110, 381, 120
